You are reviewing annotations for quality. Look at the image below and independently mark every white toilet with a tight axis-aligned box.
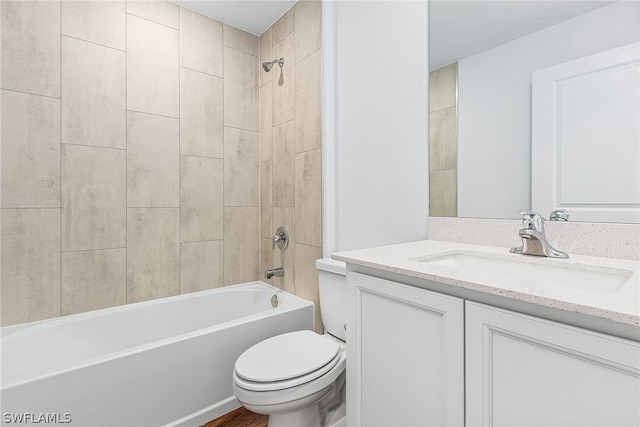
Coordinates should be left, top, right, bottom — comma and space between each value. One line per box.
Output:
232, 258, 347, 427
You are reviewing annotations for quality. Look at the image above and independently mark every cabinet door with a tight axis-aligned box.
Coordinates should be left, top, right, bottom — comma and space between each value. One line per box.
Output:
466, 301, 640, 427
347, 273, 464, 426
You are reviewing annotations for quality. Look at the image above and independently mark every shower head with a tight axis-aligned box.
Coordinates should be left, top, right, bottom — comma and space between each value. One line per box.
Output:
262, 57, 284, 72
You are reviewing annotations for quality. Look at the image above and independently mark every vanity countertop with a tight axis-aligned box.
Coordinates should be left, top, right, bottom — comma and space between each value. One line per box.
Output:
333, 240, 640, 327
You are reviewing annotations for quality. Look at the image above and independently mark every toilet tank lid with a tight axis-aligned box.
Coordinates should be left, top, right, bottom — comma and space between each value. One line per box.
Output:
316, 258, 346, 276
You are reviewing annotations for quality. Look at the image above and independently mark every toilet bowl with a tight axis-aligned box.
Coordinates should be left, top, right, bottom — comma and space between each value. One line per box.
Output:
233, 330, 346, 426
232, 258, 347, 427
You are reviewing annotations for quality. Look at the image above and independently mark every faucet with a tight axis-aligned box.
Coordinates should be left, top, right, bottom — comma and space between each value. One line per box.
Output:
265, 267, 284, 280
510, 211, 569, 258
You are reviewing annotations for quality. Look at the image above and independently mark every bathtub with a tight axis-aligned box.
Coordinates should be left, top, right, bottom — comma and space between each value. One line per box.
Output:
0, 282, 314, 426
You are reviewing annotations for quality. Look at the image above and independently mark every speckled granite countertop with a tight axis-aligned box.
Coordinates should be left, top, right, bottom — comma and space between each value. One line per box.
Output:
333, 240, 640, 327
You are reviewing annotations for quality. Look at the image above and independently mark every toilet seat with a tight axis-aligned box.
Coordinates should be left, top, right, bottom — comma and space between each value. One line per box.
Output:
234, 330, 341, 392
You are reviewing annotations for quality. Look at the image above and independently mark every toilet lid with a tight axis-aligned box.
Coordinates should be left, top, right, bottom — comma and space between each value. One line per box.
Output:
235, 330, 340, 383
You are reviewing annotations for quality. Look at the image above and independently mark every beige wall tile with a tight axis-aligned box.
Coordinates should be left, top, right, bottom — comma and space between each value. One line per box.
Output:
294, 50, 322, 153
62, 1, 125, 50
180, 68, 223, 158
180, 240, 223, 293
127, 14, 179, 118
429, 170, 457, 217
223, 207, 259, 285
429, 62, 457, 112
127, 208, 179, 302
61, 248, 126, 315
261, 161, 273, 238
294, 243, 323, 334
1, 91, 60, 208
223, 47, 259, 131
224, 127, 259, 207
62, 36, 126, 149
1, 0, 60, 97
223, 24, 259, 57
271, 207, 294, 294
272, 7, 294, 46
62, 145, 126, 251
260, 28, 273, 87
127, 0, 179, 28
272, 33, 295, 126
180, 156, 223, 242
260, 82, 273, 161
1, 209, 60, 325
294, 0, 321, 64
272, 120, 295, 207
429, 106, 458, 172
127, 111, 179, 207
294, 149, 322, 247
179, 7, 222, 77
260, 237, 275, 286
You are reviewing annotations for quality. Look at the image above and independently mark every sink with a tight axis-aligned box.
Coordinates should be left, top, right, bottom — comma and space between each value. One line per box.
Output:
414, 251, 634, 294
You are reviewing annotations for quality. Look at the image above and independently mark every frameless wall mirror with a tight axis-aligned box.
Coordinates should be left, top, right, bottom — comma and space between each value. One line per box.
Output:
428, 0, 640, 223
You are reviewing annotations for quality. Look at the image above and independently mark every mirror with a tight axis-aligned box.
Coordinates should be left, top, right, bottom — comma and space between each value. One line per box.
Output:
428, 1, 640, 223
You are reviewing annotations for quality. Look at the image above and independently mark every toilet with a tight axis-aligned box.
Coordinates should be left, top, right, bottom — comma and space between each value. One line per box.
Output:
232, 258, 347, 427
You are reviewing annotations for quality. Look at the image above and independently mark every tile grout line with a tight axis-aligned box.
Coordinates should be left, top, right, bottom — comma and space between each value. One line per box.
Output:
178, 6, 182, 296
59, 0, 63, 317
125, 1, 129, 306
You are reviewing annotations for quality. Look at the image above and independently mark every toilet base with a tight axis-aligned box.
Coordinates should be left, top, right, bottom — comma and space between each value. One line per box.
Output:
268, 404, 322, 427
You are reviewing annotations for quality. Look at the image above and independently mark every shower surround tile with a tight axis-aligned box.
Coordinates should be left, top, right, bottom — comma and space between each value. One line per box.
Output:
272, 33, 295, 126
272, 120, 295, 207
180, 156, 223, 242
429, 62, 457, 112
62, 36, 126, 149
127, 208, 179, 303
294, 148, 322, 247
62, 0, 125, 50
261, 161, 273, 238
260, 82, 273, 161
224, 128, 259, 207
223, 207, 260, 286
223, 24, 259, 57
1, 90, 60, 208
223, 47, 259, 131
260, 28, 273, 87
180, 68, 223, 158
62, 144, 126, 252
1, 209, 61, 325
179, 7, 223, 77
294, 243, 323, 334
180, 240, 223, 293
272, 7, 294, 46
1, 0, 60, 97
127, 13, 179, 118
294, 0, 321, 64
429, 106, 458, 171
127, 0, 179, 29
429, 170, 457, 217
271, 207, 295, 294
127, 111, 179, 207
61, 248, 126, 315
294, 50, 322, 153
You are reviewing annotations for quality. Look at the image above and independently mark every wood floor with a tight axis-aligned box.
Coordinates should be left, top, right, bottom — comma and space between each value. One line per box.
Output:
202, 407, 268, 427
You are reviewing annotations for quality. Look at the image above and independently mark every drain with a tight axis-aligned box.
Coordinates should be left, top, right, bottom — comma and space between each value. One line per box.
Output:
271, 295, 279, 308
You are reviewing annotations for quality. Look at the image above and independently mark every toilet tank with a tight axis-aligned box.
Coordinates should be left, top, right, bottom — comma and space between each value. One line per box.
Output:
316, 258, 347, 342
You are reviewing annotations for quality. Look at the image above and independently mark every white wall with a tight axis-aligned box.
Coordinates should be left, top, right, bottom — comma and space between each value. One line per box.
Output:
457, 1, 640, 219
323, 0, 429, 254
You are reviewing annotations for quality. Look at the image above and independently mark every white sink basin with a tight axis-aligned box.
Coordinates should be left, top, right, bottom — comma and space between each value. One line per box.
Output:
415, 251, 634, 294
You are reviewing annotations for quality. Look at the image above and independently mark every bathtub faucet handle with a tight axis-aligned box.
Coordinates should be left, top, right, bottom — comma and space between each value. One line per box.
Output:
272, 225, 289, 250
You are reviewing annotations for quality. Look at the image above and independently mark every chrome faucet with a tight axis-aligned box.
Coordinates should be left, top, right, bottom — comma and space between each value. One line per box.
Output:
265, 267, 284, 280
510, 211, 569, 258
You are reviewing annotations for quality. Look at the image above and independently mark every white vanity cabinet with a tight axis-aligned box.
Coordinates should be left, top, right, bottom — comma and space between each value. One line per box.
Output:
465, 301, 640, 427
346, 272, 465, 427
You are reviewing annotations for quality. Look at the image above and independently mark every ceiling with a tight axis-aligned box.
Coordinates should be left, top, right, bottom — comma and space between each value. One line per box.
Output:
429, 1, 614, 70
170, 0, 296, 36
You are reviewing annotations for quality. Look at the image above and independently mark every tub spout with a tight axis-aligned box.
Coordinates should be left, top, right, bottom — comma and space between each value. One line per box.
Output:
265, 267, 284, 280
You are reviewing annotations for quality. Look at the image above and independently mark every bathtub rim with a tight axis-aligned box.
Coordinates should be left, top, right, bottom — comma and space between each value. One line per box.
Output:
1, 282, 314, 390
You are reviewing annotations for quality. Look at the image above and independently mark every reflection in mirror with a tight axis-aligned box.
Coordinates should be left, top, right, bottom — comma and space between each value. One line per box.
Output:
428, 1, 640, 223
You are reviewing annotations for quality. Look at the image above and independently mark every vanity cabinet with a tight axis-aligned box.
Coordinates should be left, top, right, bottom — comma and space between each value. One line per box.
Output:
465, 301, 640, 427
347, 272, 464, 427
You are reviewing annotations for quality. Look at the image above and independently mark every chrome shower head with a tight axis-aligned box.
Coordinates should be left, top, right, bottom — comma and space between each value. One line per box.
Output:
262, 57, 284, 72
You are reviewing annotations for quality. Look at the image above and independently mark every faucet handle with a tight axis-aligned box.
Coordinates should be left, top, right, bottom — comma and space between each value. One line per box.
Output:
272, 225, 289, 250
519, 211, 545, 231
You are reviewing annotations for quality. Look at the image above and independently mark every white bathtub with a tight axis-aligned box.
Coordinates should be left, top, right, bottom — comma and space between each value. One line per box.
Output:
0, 282, 314, 426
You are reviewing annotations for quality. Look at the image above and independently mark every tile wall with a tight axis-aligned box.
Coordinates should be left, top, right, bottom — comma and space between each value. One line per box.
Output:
0, 1, 271, 325
429, 63, 458, 217
258, 1, 324, 333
